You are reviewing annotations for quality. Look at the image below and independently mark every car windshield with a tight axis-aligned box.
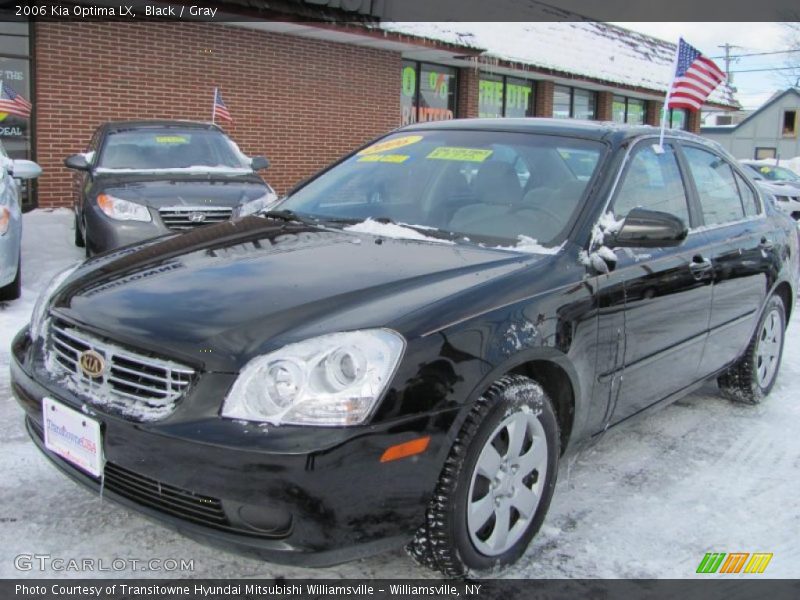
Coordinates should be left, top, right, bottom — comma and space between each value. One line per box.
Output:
97, 128, 249, 171
281, 130, 604, 247
747, 164, 800, 183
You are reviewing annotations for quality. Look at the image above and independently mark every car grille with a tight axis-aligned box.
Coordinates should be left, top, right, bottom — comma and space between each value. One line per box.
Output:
46, 319, 194, 421
158, 206, 233, 230
102, 462, 230, 528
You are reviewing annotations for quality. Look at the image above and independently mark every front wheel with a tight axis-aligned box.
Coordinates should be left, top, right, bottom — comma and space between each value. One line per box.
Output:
718, 295, 786, 404
408, 374, 559, 577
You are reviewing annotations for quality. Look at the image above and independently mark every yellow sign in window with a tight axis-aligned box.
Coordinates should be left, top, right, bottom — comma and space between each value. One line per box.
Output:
427, 147, 493, 162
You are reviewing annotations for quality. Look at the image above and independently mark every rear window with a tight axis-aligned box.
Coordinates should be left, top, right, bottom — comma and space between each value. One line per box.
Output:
98, 129, 249, 171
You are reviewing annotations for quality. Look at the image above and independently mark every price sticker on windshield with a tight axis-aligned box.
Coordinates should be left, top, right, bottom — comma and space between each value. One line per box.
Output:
427, 147, 493, 162
358, 135, 423, 156
357, 154, 410, 164
155, 135, 189, 144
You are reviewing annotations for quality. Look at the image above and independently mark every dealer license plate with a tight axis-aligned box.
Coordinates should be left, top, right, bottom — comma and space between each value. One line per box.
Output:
42, 397, 104, 478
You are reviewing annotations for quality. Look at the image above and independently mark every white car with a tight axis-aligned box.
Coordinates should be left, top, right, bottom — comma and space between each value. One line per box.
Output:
0, 144, 42, 301
739, 161, 800, 221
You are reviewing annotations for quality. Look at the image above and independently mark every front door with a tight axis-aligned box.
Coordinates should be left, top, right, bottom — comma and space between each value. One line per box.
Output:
597, 141, 713, 426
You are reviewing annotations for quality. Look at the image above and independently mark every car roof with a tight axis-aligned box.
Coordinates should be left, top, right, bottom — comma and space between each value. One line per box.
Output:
99, 120, 222, 134
399, 117, 711, 146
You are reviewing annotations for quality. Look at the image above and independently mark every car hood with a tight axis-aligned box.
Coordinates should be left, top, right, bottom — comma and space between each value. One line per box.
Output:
51, 218, 542, 371
92, 172, 269, 208
755, 180, 800, 196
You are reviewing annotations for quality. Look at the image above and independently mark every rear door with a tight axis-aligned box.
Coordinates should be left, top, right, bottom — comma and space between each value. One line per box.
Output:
599, 140, 713, 426
678, 143, 779, 376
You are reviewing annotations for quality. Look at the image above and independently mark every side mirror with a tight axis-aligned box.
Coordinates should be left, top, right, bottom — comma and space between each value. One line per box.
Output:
250, 156, 269, 171
64, 154, 91, 171
612, 207, 688, 248
10, 159, 42, 180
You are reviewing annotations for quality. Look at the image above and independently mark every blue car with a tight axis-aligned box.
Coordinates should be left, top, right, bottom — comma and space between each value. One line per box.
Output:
0, 143, 42, 301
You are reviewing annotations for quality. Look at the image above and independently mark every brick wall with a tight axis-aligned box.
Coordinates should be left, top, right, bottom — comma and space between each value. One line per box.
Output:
645, 100, 663, 126
33, 22, 401, 208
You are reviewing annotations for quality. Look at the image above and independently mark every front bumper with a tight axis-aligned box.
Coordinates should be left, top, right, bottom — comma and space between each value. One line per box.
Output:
11, 327, 455, 566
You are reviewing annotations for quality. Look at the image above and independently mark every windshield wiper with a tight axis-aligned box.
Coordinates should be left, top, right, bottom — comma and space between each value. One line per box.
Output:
260, 209, 316, 225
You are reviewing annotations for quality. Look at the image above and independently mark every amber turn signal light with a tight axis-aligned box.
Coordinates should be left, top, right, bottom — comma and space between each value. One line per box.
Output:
380, 436, 430, 463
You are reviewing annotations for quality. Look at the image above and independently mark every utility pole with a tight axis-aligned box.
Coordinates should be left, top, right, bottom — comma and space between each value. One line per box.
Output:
717, 43, 742, 81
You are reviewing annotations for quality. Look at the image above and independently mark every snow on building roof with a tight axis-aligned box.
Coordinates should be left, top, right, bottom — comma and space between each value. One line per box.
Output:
382, 21, 738, 108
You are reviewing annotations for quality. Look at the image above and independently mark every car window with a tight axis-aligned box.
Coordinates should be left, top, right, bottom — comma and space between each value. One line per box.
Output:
612, 143, 690, 224
734, 171, 760, 217
683, 146, 745, 226
281, 130, 604, 247
97, 129, 249, 171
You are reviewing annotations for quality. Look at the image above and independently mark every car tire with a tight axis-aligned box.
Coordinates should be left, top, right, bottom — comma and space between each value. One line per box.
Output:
718, 295, 786, 404
0, 256, 21, 301
74, 213, 85, 248
407, 374, 559, 577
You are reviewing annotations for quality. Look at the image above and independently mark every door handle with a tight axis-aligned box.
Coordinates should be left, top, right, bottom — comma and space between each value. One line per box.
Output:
760, 237, 774, 250
690, 256, 713, 275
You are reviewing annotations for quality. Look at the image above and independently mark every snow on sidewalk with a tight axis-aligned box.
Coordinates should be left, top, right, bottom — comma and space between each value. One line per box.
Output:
0, 209, 798, 578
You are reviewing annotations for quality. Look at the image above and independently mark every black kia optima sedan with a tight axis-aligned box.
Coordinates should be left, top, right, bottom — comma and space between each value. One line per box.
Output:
12, 119, 798, 576
64, 120, 274, 255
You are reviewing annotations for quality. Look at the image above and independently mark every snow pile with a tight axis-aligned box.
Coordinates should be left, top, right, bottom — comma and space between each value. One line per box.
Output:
382, 22, 736, 107
494, 235, 563, 255
94, 166, 252, 175
343, 218, 455, 244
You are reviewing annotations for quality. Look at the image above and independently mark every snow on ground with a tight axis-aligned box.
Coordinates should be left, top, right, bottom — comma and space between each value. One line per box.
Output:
1, 209, 798, 578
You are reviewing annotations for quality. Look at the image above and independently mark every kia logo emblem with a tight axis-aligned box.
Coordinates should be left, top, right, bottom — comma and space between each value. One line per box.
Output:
78, 350, 105, 379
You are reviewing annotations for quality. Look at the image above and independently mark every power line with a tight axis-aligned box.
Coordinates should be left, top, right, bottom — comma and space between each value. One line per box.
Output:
709, 48, 800, 60
728, 66, 799, 73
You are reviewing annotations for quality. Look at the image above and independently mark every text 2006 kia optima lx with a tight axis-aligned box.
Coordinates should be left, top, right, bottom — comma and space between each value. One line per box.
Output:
12, 120, 798, 576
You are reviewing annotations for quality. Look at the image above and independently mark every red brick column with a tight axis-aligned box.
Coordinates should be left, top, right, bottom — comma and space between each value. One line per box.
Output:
686, 110, 702, 133
596, 91, 614, 122
645, 100, 663, 126
534, 80, 554, 117
456, 67, 480, 119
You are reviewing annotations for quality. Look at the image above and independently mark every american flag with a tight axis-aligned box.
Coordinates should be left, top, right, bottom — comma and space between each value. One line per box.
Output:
667, 38, 726, 111
0, 82, 32, 119
212, 88, 232, 123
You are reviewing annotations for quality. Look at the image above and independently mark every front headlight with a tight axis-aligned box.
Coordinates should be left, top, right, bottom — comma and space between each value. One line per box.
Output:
97, 193, 151, 222
221, 329, 406, 426
30, 262, 81, 342
237, 190, 279, 217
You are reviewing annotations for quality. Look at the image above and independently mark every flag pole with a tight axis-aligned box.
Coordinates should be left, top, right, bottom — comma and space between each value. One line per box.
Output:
658, 38, 682, 152
211, 87, 217, 124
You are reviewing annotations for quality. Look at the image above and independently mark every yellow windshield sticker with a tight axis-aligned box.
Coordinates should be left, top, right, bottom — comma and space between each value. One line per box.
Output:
760, 166, 771, 173
427, 147, 493, 162
358, 135, 423, 156
357, 154, 410, 164
155, 135, 189, 144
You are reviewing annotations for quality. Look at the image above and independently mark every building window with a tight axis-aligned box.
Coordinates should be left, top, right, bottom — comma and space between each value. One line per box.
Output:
783, 110, 797, 136
669, 108, 688, 130
553, 85, 597, 120
479, 75, 535, 118
754, 147, 777, 160
0, 19, 33, 209
400, 61, 457, 126
612, 95, 645, 125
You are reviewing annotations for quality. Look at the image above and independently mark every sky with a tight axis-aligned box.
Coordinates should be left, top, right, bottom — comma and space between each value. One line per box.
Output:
612, 22, 795, 110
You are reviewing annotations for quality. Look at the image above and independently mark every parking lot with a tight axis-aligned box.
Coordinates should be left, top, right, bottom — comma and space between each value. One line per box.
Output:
0, 209, 798, 579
